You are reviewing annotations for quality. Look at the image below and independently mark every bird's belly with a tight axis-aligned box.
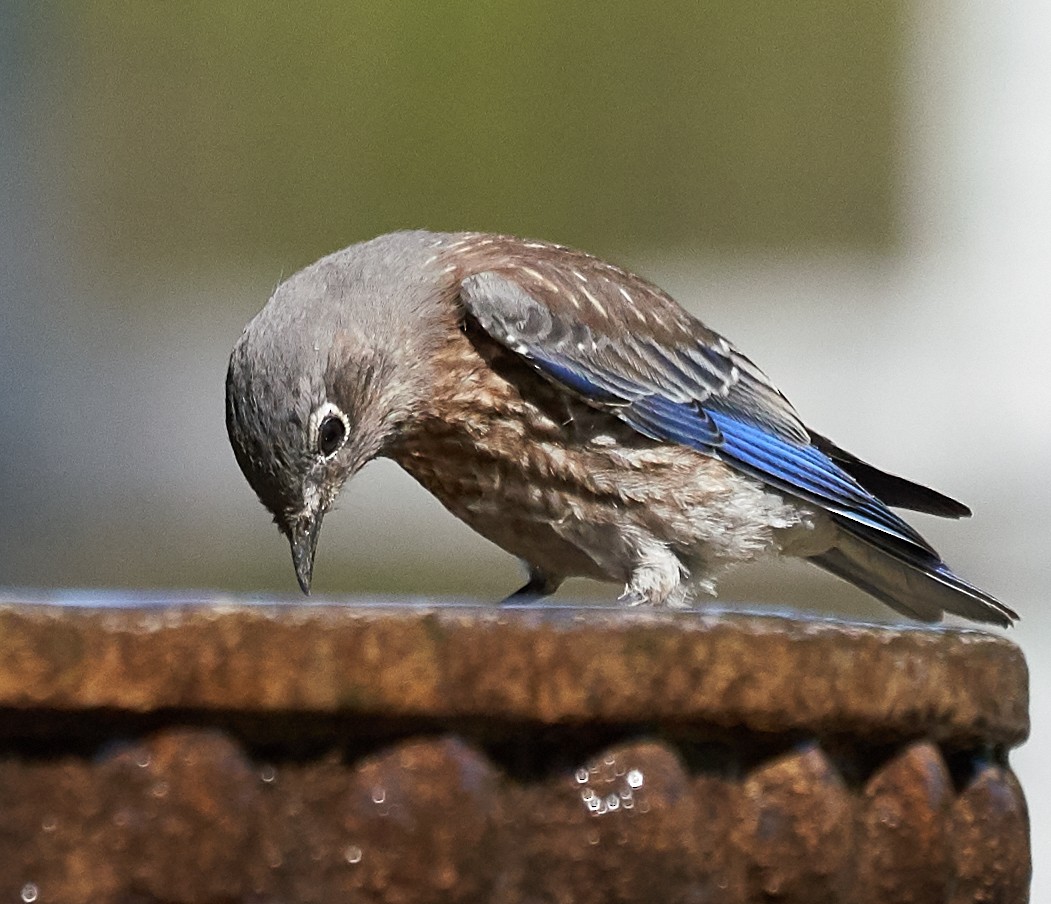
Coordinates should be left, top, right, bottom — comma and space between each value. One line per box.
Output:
391, 411, 812, 587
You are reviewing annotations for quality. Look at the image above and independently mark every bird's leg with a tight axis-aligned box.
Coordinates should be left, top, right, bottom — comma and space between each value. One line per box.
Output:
619, 547, 690, 608
502, 566, 563, 604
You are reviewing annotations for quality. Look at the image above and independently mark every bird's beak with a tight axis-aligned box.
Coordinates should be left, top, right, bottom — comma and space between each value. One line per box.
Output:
288, 512, 324, 594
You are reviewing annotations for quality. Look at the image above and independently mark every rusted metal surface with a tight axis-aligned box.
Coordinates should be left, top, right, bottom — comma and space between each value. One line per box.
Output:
0, 596, 1031, 902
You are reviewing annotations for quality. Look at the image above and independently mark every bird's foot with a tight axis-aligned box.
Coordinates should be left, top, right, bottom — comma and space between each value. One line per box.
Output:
618, 585, 694, 608
617, 588, 649, 607
501, 568, 563, 605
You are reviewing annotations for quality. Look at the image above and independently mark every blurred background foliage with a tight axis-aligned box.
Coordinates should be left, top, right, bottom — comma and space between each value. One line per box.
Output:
50, 1, 898, 274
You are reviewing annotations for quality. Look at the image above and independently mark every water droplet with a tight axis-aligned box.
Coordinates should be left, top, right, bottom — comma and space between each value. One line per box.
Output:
136, 752, 151, 769
151, 781, 169, 799
41, 816, 57, 833
259, 765, 277, 784
574, 768, 589, 784
371, 786, 386, 805
21, 883, 38, 903
344, 845, 363, 864
626, 769, 644, 789
605, 793, 620, 811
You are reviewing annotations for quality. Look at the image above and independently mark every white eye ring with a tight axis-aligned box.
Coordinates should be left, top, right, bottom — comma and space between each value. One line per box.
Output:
309, 402, 351, 459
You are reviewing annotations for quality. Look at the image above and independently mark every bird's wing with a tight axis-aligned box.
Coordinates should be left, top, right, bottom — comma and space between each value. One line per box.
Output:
808, 430, 971, 518
459, 265, 936, 558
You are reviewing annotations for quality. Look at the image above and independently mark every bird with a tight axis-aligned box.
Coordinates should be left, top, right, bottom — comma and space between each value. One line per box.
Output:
225, 230, 1016, 627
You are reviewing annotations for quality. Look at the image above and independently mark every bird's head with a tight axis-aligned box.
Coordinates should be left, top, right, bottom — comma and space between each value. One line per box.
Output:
224, 232, 454, 592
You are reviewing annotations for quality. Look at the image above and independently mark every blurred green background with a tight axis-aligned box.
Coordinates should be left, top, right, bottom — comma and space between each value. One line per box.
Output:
48, 2, 898, 269
2, 2, 1049, 887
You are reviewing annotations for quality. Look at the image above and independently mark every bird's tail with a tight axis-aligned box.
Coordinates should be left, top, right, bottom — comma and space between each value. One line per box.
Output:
810, 525, 1017, 627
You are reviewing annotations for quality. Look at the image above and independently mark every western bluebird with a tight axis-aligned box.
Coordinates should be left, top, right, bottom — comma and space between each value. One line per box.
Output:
225, 231, 1015, 626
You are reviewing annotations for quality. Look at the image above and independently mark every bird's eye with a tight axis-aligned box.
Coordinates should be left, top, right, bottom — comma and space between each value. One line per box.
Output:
318, 415, 346, 456
310, 403, 350, 458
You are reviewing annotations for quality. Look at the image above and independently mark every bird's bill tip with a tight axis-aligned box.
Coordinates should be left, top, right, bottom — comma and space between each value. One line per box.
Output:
294, 561, 313, 596
288, 513, 323, 595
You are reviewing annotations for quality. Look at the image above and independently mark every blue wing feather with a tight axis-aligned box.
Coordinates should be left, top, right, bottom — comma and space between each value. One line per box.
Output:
705, 410, 935, 553
541, 358, 622, 404
624, 396, 722, 448
526, 348, 934, 556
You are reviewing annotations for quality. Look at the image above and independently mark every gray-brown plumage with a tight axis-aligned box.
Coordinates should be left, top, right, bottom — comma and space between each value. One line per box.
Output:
225, 230, 1016, 626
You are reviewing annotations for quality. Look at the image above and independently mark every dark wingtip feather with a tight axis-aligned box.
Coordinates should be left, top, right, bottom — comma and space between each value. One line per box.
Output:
809, 432, 972, 518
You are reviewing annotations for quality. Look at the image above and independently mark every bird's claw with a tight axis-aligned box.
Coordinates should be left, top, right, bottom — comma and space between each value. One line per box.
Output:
617, 588, 649, 607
